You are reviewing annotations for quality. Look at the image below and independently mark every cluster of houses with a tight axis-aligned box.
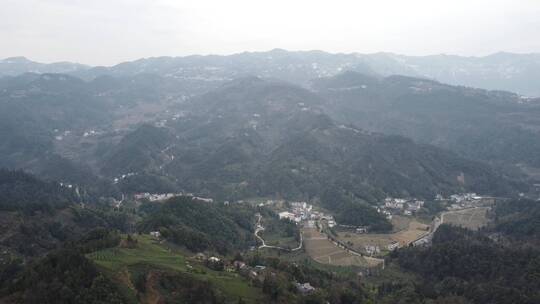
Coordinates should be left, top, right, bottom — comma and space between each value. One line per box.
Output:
134, 192, 182, 201
53, 129, 72, 141
230, 261, 316, 295
278, 202, 336, 227
83, 129, 102, 137
295, 282, 316, 294
133, 192, 214, 203
191, 253, 317, 294
364, 245, 380, 256
376, 197, 425, 218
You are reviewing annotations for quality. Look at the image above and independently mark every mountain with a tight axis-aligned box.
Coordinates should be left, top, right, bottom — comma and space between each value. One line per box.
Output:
0, 57, 89, 77
312, 71, 540, 172
7, 50, 539, 96
0, 169, 127, 259
77, 50, 540, 96
1, 53, 538, 304
0, 72, 194, 192
360, 52, 540, 97
101, 78, 526, 204
0, 70, 531, 202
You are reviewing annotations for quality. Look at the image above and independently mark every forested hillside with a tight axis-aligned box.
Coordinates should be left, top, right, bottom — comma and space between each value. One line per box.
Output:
101, 78, 526, 205
387, 224, 540, 304
137, 196, 257, 253
313, 71, 540, 168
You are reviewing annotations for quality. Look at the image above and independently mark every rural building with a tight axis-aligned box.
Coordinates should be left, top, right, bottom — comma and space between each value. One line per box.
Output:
296, 282, 316, 294
279, 211, 295, 221
194, 253, 207, 261
208, 256, 221, 263
233, 261, 246, 269
365, 245, 380, 256
356, 226, 368, 234
387, 241, 400, 251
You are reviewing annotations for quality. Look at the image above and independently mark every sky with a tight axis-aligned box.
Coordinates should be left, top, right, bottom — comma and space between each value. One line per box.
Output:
1, 0, 539, 66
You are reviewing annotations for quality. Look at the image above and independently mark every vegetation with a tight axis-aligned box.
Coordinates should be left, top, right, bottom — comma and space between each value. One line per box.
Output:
88, 235, 261, 303
321, 188, 392, 232
0, 169, 76, 213
384, 225, 540, 304
494, 198, 540, 240
314, 71, 540, 168
137, 196, 256, 253
1, 244, 126, 303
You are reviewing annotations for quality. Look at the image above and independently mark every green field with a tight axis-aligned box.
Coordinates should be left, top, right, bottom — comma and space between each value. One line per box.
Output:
87, 235, 261, 303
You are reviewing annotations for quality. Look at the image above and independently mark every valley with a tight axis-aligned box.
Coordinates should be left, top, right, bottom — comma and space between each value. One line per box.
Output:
1, 50, 540, 304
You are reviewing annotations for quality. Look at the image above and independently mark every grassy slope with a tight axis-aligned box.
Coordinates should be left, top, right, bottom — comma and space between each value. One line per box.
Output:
87, 235, 261, 303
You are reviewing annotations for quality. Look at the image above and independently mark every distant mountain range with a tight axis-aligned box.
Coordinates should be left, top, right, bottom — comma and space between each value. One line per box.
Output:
98, 77, 526, 201
0, 70, 528, 202
2, 50, 540, 96
0, 56, 88, 76
2, 51, 540, 304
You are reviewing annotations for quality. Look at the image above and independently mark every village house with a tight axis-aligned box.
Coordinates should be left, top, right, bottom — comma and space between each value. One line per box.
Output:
296, 282, 316, 294
356, 226, 368, 234
279, 211, 296, 221
233, 260, 246, 270
254, 265, 266, 272
385, 199, 404, 209
134, 192, 181, 202
365, 245, 380, 256
192, 196, 214, 203
412, 236, 430, 247
194, 253, 207, 261
387, 241, 400, 251
208, 256, 220, 263
149, 231, 161, 238
407, 200, 424, 211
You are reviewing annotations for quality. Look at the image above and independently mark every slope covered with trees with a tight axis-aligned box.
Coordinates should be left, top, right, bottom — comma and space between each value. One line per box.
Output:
137, 196, 257, 253
388, 224, 540, 304
313, 71, 540, 168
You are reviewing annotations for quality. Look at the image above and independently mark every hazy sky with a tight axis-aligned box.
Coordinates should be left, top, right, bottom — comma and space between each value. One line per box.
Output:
1, 0, 539, 66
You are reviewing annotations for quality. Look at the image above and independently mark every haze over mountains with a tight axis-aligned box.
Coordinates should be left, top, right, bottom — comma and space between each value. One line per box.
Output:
2, 48, 540, 304
1, 65, 533, 203
2, 49, 540, 96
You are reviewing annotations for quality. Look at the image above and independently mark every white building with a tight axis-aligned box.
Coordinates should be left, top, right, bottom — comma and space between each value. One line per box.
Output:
192, 196, 214, 203
296, 282, 316, 294
279, 211, 296, 221
365, 245, 380, 256
387, 241, 400, 251
356, 227, 368, 234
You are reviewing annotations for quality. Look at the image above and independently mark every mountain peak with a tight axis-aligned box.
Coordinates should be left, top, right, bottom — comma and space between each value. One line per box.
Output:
2, 56, 32, 63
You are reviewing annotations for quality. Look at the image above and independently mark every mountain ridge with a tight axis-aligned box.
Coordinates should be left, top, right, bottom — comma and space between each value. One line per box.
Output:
3, 49, 540, 96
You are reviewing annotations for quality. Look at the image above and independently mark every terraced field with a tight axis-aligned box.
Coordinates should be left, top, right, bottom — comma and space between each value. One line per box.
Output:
87, 235, 261, 303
